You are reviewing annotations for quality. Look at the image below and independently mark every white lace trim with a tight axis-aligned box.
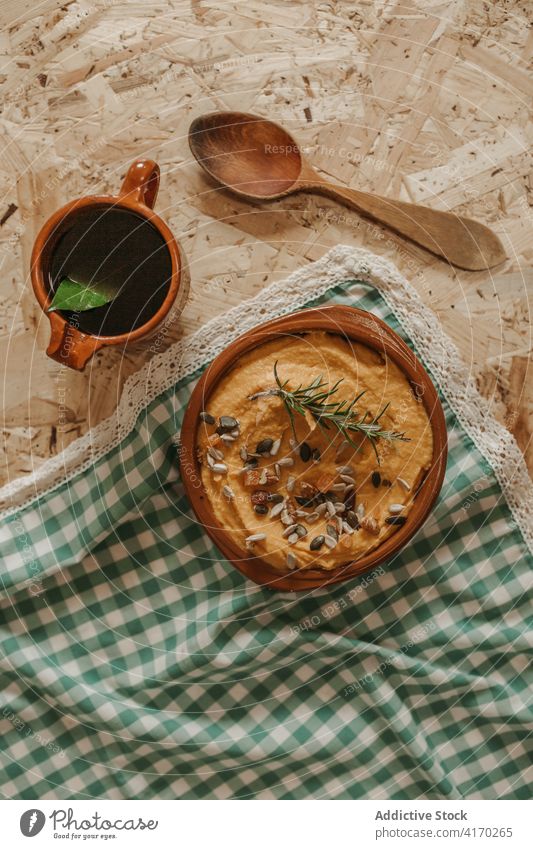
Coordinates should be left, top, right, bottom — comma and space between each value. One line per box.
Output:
1, 245, 532, 553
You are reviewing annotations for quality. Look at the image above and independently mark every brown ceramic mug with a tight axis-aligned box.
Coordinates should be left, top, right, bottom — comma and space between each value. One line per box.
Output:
31, 159, 187, 371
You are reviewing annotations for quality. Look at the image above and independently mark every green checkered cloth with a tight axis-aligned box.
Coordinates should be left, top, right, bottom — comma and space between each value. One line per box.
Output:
1, 279, 531, 800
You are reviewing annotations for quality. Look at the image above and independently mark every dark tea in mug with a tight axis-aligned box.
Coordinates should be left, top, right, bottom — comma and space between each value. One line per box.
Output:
49, 205, 173, 337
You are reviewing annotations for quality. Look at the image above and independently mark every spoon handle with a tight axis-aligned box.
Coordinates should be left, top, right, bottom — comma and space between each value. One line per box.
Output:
304, 179, 506, 271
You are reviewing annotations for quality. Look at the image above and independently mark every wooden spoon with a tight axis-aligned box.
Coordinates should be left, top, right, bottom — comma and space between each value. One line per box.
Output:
188, 111, 506, 271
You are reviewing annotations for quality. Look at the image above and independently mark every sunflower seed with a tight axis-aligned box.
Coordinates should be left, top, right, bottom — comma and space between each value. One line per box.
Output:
294, 509, 310, 518
254, 504, 268, 515
283, 524, 298, 537
288, 533, 299, 545
220, 434, 236, 443
316, 502, 328, 517
286, 552, 297, 570
274, 463, 281, 478
270, 500, 286, 518
207, 453, 216, 468
389, 503, 406, 514
211, 462, 228, 474
306, 512, 319, 523
208, 446, 224, 461
336, 465, 354, 475
299, 442, 311, 462
334, 502, 346, 513
336, 516, 344, 535
295, 524, 308, 538
342, 521, 354, 535
326, 523, 338, 540
340, 474, 355, 485
371, 471, 381, 488
256, 438, 274, 454
346, 510, 360, 529
277, 457, 294, 467
332, 482, 347, 492
239, 447, 248, 461
310, 535, 325, 551
398, 477, 411, 492
289, 437, 297, 449
267, 492, 284, 503
335, 439, 349, 457
218, 416, 239, 432
270, 437, 282, 456
286, 475, 296, 492
386, 515, 407, 526
356, 503, 366, 519
222, 485, 235, 500
344, 489, 356, 511
200, 411, 215, 425
230, 428, 240, 438
281, 510, 294, 526
324, 534, 338, 549
245, 533, 266, 544
326, 500, 336, 518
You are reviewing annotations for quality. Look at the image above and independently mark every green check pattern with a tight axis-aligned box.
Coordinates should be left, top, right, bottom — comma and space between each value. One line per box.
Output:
1, 281, 531, 799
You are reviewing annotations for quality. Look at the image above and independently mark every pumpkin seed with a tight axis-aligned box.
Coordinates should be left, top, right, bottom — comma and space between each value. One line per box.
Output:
386, 516, 407, 526
299, 442, 311, 462
256, 437, 274, 454
310, 535, 325, 551
346, 510, 359, 529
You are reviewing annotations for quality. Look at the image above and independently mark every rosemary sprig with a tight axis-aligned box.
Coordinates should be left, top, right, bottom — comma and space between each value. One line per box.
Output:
249, 362, 409, 461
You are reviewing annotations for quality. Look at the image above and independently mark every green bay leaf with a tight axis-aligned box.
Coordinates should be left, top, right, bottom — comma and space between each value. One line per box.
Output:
47, 277, 117, 313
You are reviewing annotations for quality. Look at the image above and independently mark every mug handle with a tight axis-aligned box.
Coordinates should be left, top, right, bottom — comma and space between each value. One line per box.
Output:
119, 159, 160, 208
46, 311, 102, 371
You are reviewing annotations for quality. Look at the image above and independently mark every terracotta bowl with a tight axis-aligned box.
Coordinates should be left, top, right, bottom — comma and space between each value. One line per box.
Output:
180, 306, 448, 591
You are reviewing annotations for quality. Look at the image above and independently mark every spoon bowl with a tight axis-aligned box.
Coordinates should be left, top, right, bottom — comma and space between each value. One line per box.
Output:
188, 111, 507, 271
189, 112, 304, 198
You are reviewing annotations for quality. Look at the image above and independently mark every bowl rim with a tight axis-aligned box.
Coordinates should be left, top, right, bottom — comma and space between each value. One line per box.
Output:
180, 304, 448, 591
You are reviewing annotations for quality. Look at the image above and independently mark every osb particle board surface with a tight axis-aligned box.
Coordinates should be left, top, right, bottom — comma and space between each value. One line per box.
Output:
0, 0, 531, 488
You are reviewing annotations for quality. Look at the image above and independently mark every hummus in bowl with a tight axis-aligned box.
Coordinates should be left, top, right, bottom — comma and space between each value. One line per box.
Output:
180, 307, 447, 590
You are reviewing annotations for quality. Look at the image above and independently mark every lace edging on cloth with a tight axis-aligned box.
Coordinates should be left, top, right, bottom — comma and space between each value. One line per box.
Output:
1, 246, 531, 554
